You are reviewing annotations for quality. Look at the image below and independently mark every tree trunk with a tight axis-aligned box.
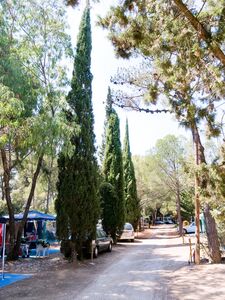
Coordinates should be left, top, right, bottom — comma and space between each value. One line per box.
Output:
192, 124, 221, 264
45, 179, 51, 213
45, 156, 54, 213
204, 204, 221, 263
194, 172, 201, 264
1, 149, 16, 260
192, 126, 201, 264
13, 154, 44, 259
176, 192, 183, 236
0, 174, 5, 200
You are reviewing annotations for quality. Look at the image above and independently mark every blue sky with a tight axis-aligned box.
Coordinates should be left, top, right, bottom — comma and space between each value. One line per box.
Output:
67, 2, 190, 156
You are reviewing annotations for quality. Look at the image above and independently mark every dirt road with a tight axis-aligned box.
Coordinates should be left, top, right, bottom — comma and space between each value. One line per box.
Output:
0, 225, 224, 299
74, 225, 189, 300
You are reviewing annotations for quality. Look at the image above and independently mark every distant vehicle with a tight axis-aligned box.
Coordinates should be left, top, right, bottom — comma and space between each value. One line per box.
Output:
163, 219, 174, 224
144, 218, 150, 228
155, 220, 164, 225
118, 223, 135, 242
183, 222, 196, 234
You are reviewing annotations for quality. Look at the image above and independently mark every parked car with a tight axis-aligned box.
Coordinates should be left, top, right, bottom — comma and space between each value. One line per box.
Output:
163, 219, 174, 224
82, 228, 113, 258
183, 222, 196, 234
118, 223, 135, 242
154, 220, 164, 225
144, 218, 150, 228
94, 228, 113, 257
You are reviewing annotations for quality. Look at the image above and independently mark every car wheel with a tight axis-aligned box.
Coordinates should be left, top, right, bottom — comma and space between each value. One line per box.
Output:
107, 243, 112, 252
183, 229, 187, 234
93, 246, 98, 258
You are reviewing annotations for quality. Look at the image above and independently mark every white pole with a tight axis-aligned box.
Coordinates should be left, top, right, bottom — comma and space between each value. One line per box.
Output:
2, 224, 6, 280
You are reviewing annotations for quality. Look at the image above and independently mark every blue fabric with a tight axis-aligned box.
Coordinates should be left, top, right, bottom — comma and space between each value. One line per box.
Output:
0, 273, 31, 288
29, 248, 60, 257
4, 210, 56, 221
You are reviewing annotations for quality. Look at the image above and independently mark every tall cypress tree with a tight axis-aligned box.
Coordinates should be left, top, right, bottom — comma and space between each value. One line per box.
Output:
55, 3, 99, 258
99, 87, 113, 164
102, 109, 125, 240
123, 119, 140, 230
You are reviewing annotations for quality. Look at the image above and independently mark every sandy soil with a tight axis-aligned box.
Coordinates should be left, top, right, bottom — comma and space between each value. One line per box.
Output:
0, 226, 225, 299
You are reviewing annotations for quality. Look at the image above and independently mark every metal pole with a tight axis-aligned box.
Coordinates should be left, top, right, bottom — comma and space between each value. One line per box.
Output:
2, 224, 6, 280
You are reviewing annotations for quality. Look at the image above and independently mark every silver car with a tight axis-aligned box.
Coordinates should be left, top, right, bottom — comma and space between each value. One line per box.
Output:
119, 223, 135, 242
183, 222, 196, 234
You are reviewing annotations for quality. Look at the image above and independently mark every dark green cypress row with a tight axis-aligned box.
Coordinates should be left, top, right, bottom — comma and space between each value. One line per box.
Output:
55, 4, 100, 258
123, 119, 140, 230
102, 109, 125, 240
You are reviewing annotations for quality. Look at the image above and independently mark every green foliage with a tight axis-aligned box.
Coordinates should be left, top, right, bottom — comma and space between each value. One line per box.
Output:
180, 189, 195, 221
102, 109, 125, 238
99, 182, 118, 235
99, 0, 225, 138
133, 135, 193, 220
99, 87, 113, 164
0, 0, 75, 260
0, 84, 24, 147
123, 119, 140, 230
55, 5, 100, 257
0, 0, 74, 158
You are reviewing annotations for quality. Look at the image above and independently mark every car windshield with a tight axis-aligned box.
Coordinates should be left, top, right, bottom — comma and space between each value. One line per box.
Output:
97, 229, 107, 238
124, 224, 133, 230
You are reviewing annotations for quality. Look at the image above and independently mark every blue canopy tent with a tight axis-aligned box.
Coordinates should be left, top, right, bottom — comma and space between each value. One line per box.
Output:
12, 210, 56, 221
13, 211, 56, 241
4, 210, 56, 244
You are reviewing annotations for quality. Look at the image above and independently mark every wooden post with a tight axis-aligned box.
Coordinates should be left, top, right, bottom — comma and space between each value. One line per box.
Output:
189, 238, 193, 263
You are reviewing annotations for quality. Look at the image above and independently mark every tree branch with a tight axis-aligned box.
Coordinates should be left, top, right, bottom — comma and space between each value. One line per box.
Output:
112, 100, 171, 114
173, 0, 225, 68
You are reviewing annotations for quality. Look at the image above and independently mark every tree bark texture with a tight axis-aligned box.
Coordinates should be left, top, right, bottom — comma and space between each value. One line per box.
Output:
191, 124, 221, 264
203, 204, 221, 263
1, 149, 16, 260
192, 126, 201, 264
194, 172, 201, 264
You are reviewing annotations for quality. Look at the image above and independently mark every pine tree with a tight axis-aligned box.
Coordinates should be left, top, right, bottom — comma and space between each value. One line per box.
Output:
55, 4, 100, 258
102, 109, 125, 241
123, 119, 140, 230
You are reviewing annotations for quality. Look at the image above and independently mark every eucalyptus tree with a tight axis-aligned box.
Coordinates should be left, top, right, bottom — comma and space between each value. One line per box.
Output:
98, 0, 225, 263
123, 119, 140, 230
134, 158, 174, 224
0, 0, 73, 260
154, 135, 188, 235
55, 4, 100, 259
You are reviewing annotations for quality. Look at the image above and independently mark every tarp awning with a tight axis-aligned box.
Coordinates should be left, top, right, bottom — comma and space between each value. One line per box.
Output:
4, 210, 56, 221
0, 217, 7, 224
